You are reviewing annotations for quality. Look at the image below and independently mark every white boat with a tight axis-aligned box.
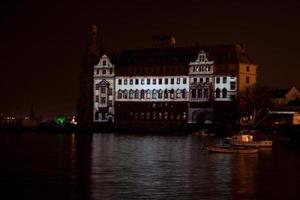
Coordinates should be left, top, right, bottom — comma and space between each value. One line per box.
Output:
228, 130, 273, 147
207, 145, 258, 154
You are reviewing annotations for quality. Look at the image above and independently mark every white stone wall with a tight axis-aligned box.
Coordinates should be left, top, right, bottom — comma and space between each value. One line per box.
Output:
214, 75, 237, 101
115, 76, 189, 102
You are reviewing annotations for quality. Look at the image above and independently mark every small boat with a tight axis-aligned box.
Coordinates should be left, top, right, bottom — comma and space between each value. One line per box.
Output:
228, 130, 273, 147
207, 145, 258, 154
192, 129, 215, 137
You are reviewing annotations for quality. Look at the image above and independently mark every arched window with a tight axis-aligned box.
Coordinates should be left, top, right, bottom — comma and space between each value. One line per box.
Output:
117, 90, 122, 99
123, 90, 128, 99
158, 89, 163, 99
176, 89, 181, 98
141, 89, 145, 99
135, 89, 139, 99
182, 89, 186, 99
164, 89, 168, 99
222, 88, 227, 98
146, 90, 151, 99
197, 89, 202, 99
170, 89, 175, 99
216, 88, 220, 98
129, 90, 134, 99
204, 89, 208, 98
152, 90, 157, 99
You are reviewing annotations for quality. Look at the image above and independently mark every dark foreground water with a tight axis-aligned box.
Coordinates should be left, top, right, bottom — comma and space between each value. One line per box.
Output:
0, 133, 300, 200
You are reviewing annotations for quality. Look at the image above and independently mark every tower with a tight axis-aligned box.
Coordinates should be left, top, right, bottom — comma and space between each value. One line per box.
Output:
77, 25, 102, 124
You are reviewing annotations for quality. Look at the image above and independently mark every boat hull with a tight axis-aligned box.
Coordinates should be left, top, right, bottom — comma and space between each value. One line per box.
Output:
207, 146, 258, 154
229, 140, 273, 147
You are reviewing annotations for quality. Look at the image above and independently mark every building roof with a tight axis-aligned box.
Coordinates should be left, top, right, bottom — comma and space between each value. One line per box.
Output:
270, 89, 290, 98
116, 44, 256, 67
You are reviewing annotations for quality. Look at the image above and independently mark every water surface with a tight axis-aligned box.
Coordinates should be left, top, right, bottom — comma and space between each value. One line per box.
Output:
0, 132, 299, 199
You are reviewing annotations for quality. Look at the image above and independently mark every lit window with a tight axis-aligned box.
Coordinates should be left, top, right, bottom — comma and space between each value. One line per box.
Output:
153, 79, 156, 85
164, 112, 168, 120
176, 89, 181, 98
159, 112, 162, 120
152, 90, 157, 99
146, 90, 151, 99
170, 89, 175, 99
135, 90, 139, 99
153, 112, 156, 120
123, 90, 128, 99
158, 89, 163, 99
129, 90, 134, 99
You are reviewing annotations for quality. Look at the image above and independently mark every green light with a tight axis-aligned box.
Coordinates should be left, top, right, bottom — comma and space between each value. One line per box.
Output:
55, 115, 66, 125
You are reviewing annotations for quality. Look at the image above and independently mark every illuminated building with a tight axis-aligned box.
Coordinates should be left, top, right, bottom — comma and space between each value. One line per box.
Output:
78, 27, 257, 127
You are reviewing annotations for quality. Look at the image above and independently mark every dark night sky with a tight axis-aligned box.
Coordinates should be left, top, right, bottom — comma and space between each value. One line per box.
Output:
1, 0, 300, 118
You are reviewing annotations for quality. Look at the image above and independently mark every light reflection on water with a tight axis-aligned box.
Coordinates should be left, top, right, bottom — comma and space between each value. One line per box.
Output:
0, 133, 299, 199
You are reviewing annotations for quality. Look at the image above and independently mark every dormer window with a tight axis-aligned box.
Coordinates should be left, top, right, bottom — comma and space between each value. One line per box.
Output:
103, 60, 106, 66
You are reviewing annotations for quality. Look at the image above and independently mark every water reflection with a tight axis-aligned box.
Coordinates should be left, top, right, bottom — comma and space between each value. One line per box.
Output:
0, 133, 300, 199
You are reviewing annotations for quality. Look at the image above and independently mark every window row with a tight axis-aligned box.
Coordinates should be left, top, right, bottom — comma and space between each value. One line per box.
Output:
192, 77, 210, 83
117, 89, 187, 100
216, 77, 228, 84
191, 89, 209, 99
118, 77, 187, 85
215, 88, 227, 98
129, 112, 187, 120
95, 68, 113, 75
